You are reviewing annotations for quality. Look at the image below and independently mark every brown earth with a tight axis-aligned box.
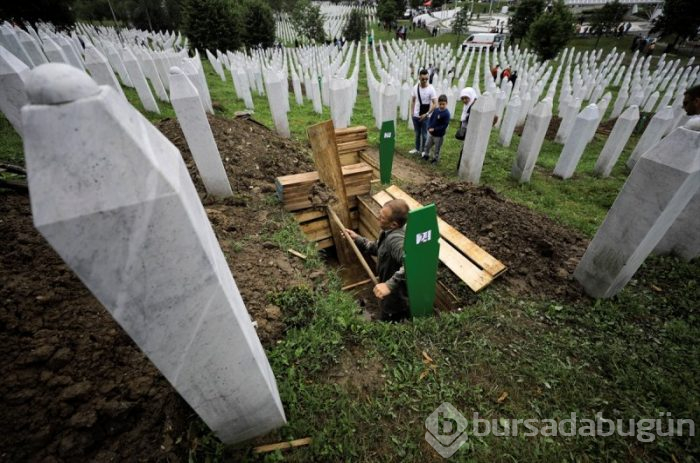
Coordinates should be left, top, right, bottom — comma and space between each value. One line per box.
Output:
406, 180, 589, 302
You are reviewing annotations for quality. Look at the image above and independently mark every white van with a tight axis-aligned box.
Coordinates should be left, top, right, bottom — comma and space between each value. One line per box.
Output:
462, 33, 505, 51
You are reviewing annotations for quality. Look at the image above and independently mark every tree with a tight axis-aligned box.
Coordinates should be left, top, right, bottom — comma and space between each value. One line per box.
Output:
452, 4, 470, 40
242, 1, 275, 48
526, 0, 574, 61
291, 0, 326, 43
182, 0, 242, 52
590, 0, 627, 46
651, 0, 700, 51
377, 0, 401, 26
343, 9, 366, 42
510, 0, 545, 44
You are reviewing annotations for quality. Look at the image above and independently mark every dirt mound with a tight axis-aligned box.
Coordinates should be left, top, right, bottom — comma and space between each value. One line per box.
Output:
406, 180, 589, 301
0, 115, 320, 461
157, 114, 315, 194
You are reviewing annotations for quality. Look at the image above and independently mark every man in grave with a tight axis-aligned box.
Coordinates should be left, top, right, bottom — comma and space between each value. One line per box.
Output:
344, 199, 410, 322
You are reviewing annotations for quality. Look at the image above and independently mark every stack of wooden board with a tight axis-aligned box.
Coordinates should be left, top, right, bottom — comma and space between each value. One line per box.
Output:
275, 163, 372, 212
275, 162, 372, 249
362, 186, 507, 292
335, 126, 369, 166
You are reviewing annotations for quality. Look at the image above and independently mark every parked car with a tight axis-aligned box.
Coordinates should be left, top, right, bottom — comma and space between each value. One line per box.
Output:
462, 33, 505, 51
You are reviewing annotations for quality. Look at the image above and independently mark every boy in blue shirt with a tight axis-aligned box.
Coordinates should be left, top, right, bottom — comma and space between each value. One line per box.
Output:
421, 94, 451, 164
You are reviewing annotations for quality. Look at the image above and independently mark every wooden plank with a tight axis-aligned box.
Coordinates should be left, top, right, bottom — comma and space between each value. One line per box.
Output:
371, 190, 395, 206
285, 196, 359, 213
437, 240, 493, 292
359, 151, 380, 180
276, 163, 372, 189
339, 152, 360, 165
300, 211, 359, 241
335, 132, 367, 143
253, 437, 312, 454
334, 125, 367, 136
316, 237, 334, 249
338, 141, 369, 154
372, 189, 493, 292
384, 185, 506, 277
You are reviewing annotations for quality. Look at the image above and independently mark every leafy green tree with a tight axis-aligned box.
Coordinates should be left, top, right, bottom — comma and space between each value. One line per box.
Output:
182, 0, 242, 52
242, 1, 275, 48
590, 0, 627, 46
651, 0, 700, 51
0, 0, 75, 27
343, 9, 366, 42
526, 0, 574, 60
510, 0, 545, 44
377, 0, 401, 26
452, 4, 470, 40
291, 0, 326, 43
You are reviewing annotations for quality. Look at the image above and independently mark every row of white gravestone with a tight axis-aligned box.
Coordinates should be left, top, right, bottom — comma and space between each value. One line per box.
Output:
21, 62, 285, 444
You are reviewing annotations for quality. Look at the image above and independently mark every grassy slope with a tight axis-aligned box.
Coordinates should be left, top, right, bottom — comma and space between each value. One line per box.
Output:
1, 34, 698, 462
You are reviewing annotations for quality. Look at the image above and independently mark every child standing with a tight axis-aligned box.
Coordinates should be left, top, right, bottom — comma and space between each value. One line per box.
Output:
422, 94, 451, 164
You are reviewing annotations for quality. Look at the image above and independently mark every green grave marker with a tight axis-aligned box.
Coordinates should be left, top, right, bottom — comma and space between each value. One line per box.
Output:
379, 120, 395, 184
404, 204, 440, 317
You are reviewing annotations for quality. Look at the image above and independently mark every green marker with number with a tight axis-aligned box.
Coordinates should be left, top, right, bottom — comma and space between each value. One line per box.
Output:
404, 204, 440, 317
379, 120, 395, 184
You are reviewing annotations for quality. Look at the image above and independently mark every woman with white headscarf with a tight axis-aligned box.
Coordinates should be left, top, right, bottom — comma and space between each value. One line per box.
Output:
456, 87, 478, 169
459, 87, 478, 131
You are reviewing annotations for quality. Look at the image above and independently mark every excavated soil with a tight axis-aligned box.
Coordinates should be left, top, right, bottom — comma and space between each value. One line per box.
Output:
0, 115, 321, 462
407, 181, 590, 302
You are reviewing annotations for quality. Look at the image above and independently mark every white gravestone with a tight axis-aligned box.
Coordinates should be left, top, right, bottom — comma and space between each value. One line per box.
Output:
41, 36, 70, 65
22, 63, 286, 443
498, 94, 521, 147
555, 97, 582, 144
594, 105, 640, 177
169, 67, 233, 197
627, 105, 675, 169
458, 94, 496, 184
574, 127, 700, 298
84, 45, 126, 101
123, 47, 159, 113
654, 189, 699, 261
17, 29, 47, 67
0, 45, 29, 136
512, 99, 553, 183
264, 70, 290, 138
553, 104, 600, 179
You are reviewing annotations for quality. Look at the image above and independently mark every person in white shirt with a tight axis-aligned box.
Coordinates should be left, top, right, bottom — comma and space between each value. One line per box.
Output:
409, 69, 438, 155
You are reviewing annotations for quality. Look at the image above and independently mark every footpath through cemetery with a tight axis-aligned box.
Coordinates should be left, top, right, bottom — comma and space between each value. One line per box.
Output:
0, 3, 699, 462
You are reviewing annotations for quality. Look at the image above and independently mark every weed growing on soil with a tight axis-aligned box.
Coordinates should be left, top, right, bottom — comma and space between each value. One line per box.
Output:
264, 216, 323, 269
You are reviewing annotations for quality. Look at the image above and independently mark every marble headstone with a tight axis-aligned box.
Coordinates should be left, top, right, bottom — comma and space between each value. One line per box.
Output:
22, 63, 286, 443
